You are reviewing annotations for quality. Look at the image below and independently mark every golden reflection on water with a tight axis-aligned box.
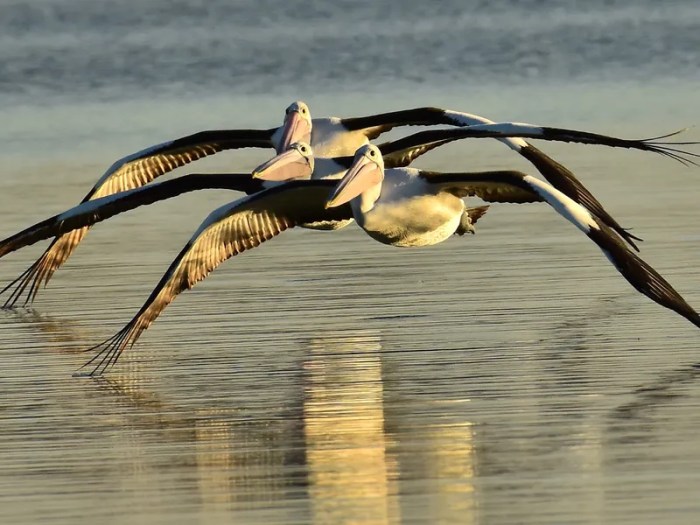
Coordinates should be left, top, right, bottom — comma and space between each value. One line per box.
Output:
63, 329, 484, 523
302, 331, 400, 524
422, 421, 477, 520
195, 413, 236, 508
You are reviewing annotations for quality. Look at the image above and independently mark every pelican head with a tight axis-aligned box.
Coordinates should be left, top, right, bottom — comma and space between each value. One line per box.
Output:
252, 141, 315, 181
326, 144, 384, 209
278, 100, 312, 153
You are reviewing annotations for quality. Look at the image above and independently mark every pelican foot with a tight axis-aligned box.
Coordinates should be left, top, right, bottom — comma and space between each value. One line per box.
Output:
455, 205, 489, 236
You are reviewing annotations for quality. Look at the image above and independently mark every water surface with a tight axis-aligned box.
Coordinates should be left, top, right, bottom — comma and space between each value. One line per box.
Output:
1, 1, 700, 523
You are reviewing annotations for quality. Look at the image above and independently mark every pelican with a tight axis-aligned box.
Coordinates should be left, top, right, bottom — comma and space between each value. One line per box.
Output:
326, 143, 700, 316
2, 123, 697, 263
71, 147, 699, 377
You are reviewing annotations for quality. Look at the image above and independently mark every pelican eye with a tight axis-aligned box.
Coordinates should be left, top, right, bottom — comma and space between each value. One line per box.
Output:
369, 149, 376, 157
300, 146, 308, 154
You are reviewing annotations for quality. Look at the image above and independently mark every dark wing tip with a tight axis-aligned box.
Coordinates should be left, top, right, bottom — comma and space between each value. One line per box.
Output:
518, 144, 644, 252
690, 313, 700, 330
638, 127, 700, 166
75, 325, 135, 377
1, 257, 47, 308
619, 230, 643, 252
589, 224, 700, 329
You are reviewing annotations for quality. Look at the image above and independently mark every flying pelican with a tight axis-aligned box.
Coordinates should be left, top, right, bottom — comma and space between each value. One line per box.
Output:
2, 124, 697, 263
71, 150, 699, 377
325, 143, 700, 314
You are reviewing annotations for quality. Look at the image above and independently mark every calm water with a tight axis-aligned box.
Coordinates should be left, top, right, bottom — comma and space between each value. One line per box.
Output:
1, 1, 700, 524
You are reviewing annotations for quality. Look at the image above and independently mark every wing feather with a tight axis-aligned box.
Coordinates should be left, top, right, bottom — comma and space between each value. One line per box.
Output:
1, 130, 274, 307
0, 174, 264, 263
419, 170, 544, 204
424, 169, 700, 329
75, 181, 351, 376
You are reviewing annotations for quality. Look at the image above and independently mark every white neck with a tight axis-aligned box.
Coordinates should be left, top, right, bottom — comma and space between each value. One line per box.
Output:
356, 182, 383, 215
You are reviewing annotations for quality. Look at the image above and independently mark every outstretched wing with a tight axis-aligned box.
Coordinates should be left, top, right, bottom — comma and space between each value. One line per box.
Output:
384, 123, 699, 166
75, 180, 352, 377
0, 173, 265, 260
1, 129, 275, 307
588, 222, 700, 329
422, 169, 700, 330
419, 170, 545, 204
339, 107, 453, 139
86, 129, 275, 201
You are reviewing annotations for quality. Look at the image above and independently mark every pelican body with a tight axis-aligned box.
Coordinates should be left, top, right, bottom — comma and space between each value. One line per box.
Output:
345, 169, 466, 247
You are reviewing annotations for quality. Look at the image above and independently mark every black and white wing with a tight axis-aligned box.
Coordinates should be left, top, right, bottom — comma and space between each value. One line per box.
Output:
75, 180, 352, 377
0, 173, 265, 261
421, 169, 700, 330
1, 128, 275, 307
